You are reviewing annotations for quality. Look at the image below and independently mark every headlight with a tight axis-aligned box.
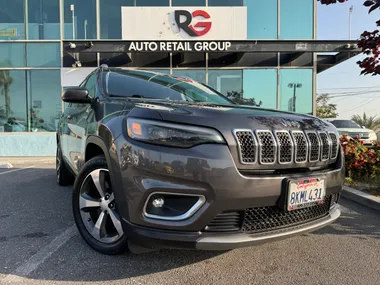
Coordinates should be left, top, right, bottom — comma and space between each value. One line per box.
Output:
369, 131, 377, 140
127, 118, 225, 148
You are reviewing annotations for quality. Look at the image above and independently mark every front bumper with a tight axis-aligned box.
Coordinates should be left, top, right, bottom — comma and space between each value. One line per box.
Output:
123, 205, 341, 250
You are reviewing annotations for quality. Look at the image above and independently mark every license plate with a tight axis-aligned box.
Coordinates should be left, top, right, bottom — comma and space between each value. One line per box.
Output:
287, 178, 325, 211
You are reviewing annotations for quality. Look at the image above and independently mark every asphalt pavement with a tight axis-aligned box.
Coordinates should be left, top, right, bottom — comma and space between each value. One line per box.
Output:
1, 164, 380, 285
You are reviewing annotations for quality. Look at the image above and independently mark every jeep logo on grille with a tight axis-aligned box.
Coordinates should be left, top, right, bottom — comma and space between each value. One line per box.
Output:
281, 119, 300, 128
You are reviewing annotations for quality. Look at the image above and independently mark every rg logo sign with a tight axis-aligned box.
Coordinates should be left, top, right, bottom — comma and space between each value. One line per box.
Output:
174, 10, 212, 37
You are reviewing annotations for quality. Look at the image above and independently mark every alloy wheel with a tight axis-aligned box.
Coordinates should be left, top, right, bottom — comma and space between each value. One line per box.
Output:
79, 169, 123, 243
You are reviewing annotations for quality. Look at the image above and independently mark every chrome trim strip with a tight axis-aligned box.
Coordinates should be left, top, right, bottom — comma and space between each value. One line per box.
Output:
233, 129, 258, 165
274, 130, 294, 165
255, 130, 277, 165
291, 130, 308, 164
143, 192, 206, 221
306, 131, 321, 162
318, 131, 331, 162
328, 132, 339, 160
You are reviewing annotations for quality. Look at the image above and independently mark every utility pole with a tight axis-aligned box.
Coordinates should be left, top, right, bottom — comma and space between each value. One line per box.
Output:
349, 5, 353, 40
71, 4, 75, 39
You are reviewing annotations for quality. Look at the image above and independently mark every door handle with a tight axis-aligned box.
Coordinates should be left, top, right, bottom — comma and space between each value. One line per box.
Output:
67, 115, 73, 120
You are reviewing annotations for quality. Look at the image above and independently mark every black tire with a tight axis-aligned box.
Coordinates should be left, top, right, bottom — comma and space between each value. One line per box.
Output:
72, 155, 128, 255
56, 143, 74, 186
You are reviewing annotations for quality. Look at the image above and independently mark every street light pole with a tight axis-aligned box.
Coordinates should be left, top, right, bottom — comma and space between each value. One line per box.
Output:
70, 4, 75, 40
349, 5, 353, 40
288, 83, 303, 112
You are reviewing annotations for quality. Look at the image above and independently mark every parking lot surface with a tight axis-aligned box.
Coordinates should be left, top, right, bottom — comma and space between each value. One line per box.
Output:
1, 164, 380, 285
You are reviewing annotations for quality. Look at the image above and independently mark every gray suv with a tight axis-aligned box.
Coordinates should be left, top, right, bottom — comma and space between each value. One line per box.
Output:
57, 66, 343, 254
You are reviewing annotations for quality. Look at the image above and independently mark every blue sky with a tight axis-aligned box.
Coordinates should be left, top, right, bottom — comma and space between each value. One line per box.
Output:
317, 1, 380, 119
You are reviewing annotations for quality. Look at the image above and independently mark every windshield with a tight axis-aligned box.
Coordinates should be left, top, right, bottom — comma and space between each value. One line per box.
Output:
104, 69, 233, 105
329, 120, 361, 128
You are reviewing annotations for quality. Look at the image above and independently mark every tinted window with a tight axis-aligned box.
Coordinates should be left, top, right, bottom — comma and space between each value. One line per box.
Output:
280, 0, 313, 39
27, 43, 61, 67
84, 73, 97, 98
330, 120, 361, 128
0, 0, 25, 40
28, 0, 60, 39
105, 70, 231, 104
0, 43, 25, 67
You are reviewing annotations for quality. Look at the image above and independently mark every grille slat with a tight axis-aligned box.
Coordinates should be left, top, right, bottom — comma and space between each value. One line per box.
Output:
275, 131, 293, 164
235, 131, 257, 164
329, 133, 339, 159
319, 132, 330, 161
306, 132, 320, 162
256, 131, 276, 164
292, 131, 308, 163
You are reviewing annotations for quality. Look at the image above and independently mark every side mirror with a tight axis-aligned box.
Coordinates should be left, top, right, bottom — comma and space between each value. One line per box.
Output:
62, 87, 91, 103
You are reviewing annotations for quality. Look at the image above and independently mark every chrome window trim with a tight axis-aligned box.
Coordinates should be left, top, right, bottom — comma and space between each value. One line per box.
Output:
306, 131, 321, 162
233, 129, 258, 165
291, 130, 308, 164
318, 131, 331, 162
328, 132, 339, 160
274, 130, 294, 165
255, 130, 277, 165
143, 192, 206, 221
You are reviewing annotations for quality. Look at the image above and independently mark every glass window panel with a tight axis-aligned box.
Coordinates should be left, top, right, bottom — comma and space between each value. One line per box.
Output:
172, 70, 206, 84
136, 0, 169, 6
27, 43, 61, 67
104, 53, 170, 67
280, 69, 313, 114
0, 43, 25, 68
0, 0, 25, 40
172, 53, 206, 68
0, 70, 27, 132
28, 0, 60, 40
246, 0, 277, 39
208, 0, 242, 6
243, 69, 277, 109
28, 70, 61, 132
280, 0, 313, 39
63, 0, 96, 39
172, 0, 205, 6
208, 70, 242, 97
208, 53, 278, 67
100, 0, 133, 39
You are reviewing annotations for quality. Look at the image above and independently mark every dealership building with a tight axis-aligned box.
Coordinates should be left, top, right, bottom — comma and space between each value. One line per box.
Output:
0, 0, 359, 156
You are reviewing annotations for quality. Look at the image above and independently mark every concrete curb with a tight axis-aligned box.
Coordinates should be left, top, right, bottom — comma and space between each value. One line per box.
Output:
0, 157, 55, 165
342, 186, 380, 211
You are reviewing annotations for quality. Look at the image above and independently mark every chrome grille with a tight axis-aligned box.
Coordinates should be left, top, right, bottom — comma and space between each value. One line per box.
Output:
292, 131, 308, 163
235, 131, 257, 164
256, 131, 276, 164
307, 132, 320, 162
319, 132, 330, 161
275, 131, 293, 164
329, 133, 339, 159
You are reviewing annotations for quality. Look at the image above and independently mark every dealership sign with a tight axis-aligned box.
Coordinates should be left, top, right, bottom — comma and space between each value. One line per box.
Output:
122, 7, 247, 40
127, 41, 231, 52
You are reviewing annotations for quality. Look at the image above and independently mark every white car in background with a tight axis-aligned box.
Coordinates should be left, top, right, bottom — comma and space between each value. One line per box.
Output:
324, 119, 377, 146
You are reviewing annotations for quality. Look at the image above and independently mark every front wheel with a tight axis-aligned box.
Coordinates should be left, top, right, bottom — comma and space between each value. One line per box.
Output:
72, 155, 128, 255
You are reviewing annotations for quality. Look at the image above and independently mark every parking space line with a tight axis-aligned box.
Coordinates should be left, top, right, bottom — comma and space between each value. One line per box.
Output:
2, 225, 76, 283
0, 166, 36, 175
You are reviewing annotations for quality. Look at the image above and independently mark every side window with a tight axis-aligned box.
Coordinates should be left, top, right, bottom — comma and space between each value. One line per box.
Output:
85, 73, 97, 98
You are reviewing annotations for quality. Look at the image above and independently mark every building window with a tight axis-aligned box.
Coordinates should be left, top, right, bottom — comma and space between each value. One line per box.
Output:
208, 70, 242, 97
102, 53, 171, 67
0, 0, 25, 40
27, 43, 61, 68
243, 69, 277, 109
172, 0, 205, 6
100, 0, 133, 39
246, 0, 277, 39
208, 0, 243, 6
208, 53, 278, 67
280, 0, 314, 39
63, 0, 96, 39
173, 70, 206, 84
27, 0, 60, 40
28, 70, 61, 132
280, 69, 313, 114
0, 43, 25, 68
0, 70, 27, 132
136, 0, 169, 6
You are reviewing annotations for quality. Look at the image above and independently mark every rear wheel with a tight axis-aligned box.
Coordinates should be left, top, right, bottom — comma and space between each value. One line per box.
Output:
56, 143, 74, 186
72, 155, 128, 255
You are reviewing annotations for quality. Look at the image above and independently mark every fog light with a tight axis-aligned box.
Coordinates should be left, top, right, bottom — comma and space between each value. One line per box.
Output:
144, 192, 206, 221
152, 198, 164, 208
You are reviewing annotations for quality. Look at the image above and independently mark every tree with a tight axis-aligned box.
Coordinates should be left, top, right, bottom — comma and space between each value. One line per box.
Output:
226, 91, 263, 107
316, 93, 338, 118
351, 112, 380, 129
0, 64, 13, 119
319, 0, 380, 76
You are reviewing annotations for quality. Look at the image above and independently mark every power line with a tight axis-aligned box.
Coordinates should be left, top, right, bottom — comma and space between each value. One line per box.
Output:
339, 96, 380, 114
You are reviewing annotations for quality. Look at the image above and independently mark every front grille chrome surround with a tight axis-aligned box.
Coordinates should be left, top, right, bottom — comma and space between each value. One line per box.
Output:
233, 129, 258, 164
291, 131, 308, 163
318, 132, 331, 161
329, 132, 339, 159
274, 130, 294, 164
256, 130, 277, 165
306, 131, 321, 163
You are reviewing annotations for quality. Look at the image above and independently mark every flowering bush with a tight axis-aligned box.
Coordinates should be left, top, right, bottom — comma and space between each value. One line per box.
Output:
340, 135, 380, 182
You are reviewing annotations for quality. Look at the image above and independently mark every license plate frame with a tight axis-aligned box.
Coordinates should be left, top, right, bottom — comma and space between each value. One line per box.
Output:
287, 177, 326, 211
